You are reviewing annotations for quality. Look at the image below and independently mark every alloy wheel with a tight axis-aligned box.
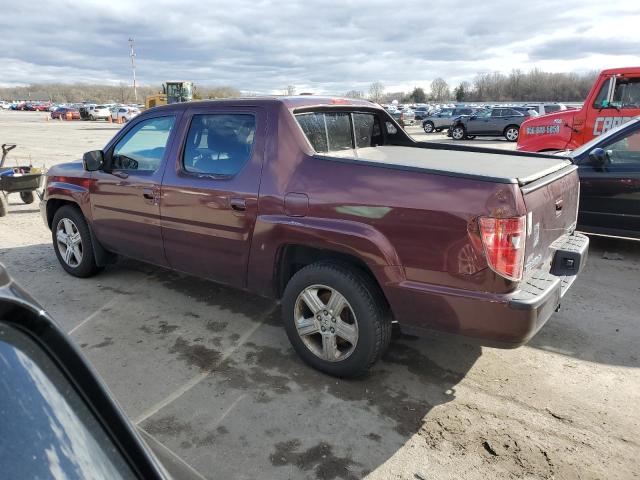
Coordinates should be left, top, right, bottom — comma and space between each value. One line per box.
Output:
56, 218, 83, 267
294, 284, 359, 362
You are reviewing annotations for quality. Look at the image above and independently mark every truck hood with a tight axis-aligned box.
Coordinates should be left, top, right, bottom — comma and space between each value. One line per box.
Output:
516, 109, 579, 152
47, 161, 86, 176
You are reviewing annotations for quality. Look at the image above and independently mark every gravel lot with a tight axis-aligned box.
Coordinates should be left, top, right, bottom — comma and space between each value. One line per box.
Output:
1, 110, 639, 480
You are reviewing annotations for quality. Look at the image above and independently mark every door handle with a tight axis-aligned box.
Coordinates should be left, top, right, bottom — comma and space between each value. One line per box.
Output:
230, 198, 246, 211
142, 188, 154, 200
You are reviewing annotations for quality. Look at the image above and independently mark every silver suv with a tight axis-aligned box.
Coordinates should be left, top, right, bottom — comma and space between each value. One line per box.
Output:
422, 107, 475, 133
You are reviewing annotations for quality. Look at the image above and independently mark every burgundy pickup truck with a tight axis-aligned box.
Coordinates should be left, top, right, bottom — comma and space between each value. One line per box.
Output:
41, 97, 588, 377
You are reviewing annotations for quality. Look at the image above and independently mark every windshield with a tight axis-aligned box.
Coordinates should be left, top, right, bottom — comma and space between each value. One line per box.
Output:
572, 117, 640, 156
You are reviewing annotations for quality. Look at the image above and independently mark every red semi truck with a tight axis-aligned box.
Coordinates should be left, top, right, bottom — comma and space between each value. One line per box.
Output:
517, 67, 640, 152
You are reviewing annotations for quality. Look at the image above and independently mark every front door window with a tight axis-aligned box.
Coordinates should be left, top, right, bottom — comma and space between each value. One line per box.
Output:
111, 116, 176, 171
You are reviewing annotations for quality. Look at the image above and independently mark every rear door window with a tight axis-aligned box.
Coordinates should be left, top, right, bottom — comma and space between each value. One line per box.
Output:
182, 114, 256, 176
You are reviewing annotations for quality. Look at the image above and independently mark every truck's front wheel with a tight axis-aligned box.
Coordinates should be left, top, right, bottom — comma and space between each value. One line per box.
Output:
52, 206, 102, 278
282, 262, 391, 377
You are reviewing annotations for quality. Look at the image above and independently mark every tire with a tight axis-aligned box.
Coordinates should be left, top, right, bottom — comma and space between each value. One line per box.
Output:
451, 125, 466, 140
0, 193, 7, 217
282, 262, 391, 378
52, 205, 101, 277
504, 125, 519, 142
20, 191, 35, 204
423, 121, 435, 133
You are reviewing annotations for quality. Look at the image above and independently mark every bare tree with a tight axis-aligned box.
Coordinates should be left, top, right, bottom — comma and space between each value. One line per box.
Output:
368, 82, 385, 103
430, 78, 450, 102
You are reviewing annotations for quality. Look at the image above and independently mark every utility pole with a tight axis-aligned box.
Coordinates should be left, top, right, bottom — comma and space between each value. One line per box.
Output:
129, 37, 138, 102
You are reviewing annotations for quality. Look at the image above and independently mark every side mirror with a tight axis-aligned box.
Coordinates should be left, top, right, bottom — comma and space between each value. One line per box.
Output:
588, 147, 608, 167
82, 150, 104, 171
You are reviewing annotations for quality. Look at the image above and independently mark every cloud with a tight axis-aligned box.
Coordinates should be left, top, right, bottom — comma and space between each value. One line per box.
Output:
528, 37, 640, 61
1, 0, 639, 93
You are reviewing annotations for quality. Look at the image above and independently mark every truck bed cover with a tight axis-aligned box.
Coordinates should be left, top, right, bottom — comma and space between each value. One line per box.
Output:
326, 146, 573, 185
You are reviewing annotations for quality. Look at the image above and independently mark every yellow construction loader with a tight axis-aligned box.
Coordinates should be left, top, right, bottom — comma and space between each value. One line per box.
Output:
145, 81, 194, 109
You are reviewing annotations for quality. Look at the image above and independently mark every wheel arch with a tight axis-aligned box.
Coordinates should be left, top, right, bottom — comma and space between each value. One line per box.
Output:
48, 199, 115, 267
46, 198, 81, 229
274, 244, 389, 302
247, 216, 403, 310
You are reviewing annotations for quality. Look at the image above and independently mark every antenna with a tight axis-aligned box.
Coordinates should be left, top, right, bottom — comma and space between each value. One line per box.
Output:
129, 37, 137, 102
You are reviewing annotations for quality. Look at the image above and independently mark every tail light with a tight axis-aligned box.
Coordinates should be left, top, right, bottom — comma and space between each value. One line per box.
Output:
478, 216, 526, 281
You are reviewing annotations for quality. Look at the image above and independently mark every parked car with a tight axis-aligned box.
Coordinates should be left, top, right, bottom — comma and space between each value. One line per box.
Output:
90, 105, 112, 121
413, 106, 430, 120
449, 107, 529, 141
422, 107, 475, 133
0, 263, 199, 480
111, 106, 140, 123
51, 107, 80, 120
524, 103, 568, 116
567, 116, 640, 239
389, 108, 415, 126
41, 97, 588, 377
0, 101, 12, 110
79, 104, 95, 120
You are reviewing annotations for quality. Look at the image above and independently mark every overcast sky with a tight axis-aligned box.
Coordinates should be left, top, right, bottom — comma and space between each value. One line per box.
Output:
1, 0, 639, 94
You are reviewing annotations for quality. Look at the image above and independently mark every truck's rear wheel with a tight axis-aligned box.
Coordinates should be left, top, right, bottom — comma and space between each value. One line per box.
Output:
504, 125, 519, 142
282, 262, 391, 377
52, 205, 101, 277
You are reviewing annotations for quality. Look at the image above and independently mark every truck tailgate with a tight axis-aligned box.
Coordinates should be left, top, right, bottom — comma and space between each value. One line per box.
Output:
521, 166, 580, 272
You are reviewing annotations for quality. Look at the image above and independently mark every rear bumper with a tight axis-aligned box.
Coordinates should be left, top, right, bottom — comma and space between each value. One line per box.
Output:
387, 233, 589, 346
